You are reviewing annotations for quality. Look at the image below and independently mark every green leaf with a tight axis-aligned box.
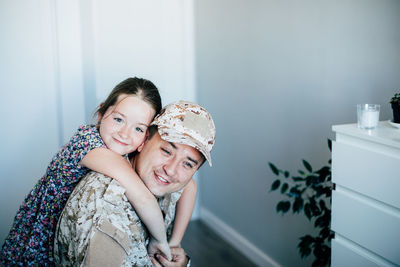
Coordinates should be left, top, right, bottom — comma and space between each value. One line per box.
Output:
309, 199, 321, 216
306, 175, 318, 186
315, 166, 330, 183
292, 176, 304, 182
302, 160, 313, 173
293, 197, 304, 213
314, 212, 330, 228
276, 201, 291, 214
284, 171, 290, 178
268, 162, 280, 176
314, 216, 325, 228
324, 187, 332, 197
289, 187, 301, 198
304, 203, 312, 220
298, 235, 314, 258
281, 183, 289, 194
312, 244, 330, 266
315, 185, 324, 197
270, 179, 280, 191
327, 139, 332, 152
319, 200, 326, 210
298, 170, 306, 176
319, 227, 331, 239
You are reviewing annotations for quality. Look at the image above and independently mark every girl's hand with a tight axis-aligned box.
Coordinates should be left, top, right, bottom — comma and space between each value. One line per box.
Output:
168, 239, 180, 248
150, 248, 189, 267
148, 236, 172, 261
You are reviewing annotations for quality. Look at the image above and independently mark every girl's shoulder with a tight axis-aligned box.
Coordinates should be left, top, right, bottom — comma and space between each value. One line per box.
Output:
77, 124, 98, 134
69, 124, 104, 147
73, 124, 100, 139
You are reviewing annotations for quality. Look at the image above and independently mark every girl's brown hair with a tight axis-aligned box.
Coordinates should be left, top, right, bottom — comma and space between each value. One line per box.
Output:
96, 77, 162, 120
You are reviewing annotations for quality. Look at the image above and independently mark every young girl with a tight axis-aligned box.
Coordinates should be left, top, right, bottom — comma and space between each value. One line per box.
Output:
0, 77, 180, 266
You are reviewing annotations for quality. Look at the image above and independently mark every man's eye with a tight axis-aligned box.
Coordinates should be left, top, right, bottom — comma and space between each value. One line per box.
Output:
135, 127, 144, 133
161, 148, 171, 155
184, 162, 193, 168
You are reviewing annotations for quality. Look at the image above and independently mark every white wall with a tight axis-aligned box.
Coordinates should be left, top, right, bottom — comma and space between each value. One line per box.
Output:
0, 0, 65, 244
83, 0, 196, 111
0, 0, 196, 244
195, 1, 400, 266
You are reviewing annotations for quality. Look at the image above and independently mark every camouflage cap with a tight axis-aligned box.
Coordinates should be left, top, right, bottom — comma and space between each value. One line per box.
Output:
151, 100, 216, 166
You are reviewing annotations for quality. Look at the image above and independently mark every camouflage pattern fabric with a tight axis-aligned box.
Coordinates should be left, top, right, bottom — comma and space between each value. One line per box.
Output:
54, 171, 181, 267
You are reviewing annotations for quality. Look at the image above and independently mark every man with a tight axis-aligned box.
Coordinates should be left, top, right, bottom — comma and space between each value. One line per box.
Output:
54, 100, 216, 267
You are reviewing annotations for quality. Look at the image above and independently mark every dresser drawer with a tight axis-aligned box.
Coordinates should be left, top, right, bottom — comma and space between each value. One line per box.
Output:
331, 187, 400, 265
331, 236, 395, 267
332, 141, 400, 208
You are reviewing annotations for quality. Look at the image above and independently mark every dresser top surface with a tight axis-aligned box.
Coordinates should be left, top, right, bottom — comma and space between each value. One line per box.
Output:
332, 121, 400, 149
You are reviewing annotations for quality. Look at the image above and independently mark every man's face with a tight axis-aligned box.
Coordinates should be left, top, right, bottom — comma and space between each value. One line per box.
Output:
134, 132, 203, 197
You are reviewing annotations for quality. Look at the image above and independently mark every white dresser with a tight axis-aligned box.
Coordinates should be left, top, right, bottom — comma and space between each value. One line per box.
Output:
331, 121, 400, 267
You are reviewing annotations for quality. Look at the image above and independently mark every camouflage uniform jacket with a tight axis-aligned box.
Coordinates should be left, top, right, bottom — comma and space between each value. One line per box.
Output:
54, 171, 181, 267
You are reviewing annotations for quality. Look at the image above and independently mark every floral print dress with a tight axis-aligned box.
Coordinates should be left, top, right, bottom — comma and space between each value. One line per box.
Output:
1, 125, 105, 266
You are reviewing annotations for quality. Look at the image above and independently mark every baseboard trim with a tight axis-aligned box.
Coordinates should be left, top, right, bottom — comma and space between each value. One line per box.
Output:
200, 208, 281, 267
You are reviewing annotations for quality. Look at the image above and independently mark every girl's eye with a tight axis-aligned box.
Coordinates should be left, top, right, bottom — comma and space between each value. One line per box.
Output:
114, 117, 123, 123
135, 127, 144, 133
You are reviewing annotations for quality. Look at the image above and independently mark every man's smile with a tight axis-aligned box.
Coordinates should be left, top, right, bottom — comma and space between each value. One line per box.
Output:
155, 173, 169, 185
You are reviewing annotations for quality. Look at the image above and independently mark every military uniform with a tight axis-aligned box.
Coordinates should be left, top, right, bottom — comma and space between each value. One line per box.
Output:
55, 100, 217, 267
54, 171, 181, 267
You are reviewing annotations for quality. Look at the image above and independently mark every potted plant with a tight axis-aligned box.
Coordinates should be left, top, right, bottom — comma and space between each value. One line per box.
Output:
390, 93, 400, 123
268, 140, 333, 267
